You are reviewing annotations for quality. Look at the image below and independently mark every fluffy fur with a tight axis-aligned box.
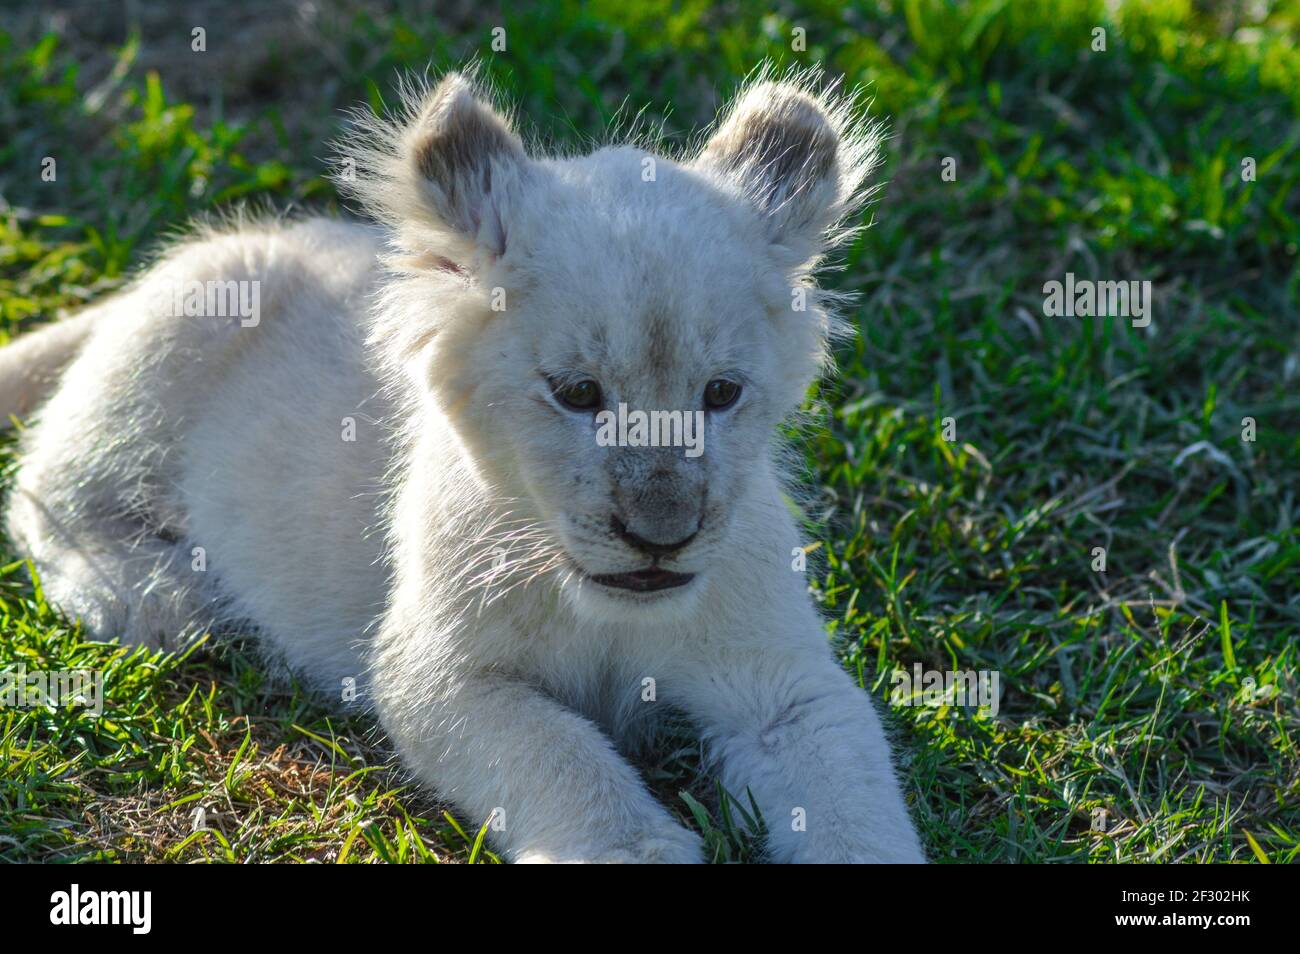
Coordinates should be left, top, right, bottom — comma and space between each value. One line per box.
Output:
0, 66, 924, 863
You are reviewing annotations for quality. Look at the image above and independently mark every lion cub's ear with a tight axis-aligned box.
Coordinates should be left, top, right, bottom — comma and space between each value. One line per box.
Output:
693, 72, 881, 262
341, 71, 530, 266
406, 73, 527, 258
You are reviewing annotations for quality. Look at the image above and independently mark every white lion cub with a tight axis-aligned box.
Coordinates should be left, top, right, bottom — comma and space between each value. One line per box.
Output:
1, 68, 924, 863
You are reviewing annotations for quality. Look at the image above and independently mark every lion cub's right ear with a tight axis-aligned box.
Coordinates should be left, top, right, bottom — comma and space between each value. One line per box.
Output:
692, 70, 880, 267
340, 71, 530, 268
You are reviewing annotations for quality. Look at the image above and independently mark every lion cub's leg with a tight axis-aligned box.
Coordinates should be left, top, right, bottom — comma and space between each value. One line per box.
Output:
6, 489, 209, 648
672, 640, 926, 863
6, 327, 215, 647
5, 239, 262, 646
371, 636, 703, 863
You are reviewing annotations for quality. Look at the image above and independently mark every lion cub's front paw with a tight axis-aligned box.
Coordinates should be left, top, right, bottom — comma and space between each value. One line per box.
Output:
776, 826, 926, 864
516, 826, 704, 864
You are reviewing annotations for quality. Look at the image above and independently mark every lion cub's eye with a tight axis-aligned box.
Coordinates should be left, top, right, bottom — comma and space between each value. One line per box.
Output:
552, 378, 602, 411
704, 379, 741, 410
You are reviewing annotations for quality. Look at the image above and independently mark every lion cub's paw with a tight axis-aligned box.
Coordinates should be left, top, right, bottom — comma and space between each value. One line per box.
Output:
516, 826, 704, 864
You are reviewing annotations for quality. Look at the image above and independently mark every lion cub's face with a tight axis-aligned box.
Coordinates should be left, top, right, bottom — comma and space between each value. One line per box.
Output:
354, 70, 878, 621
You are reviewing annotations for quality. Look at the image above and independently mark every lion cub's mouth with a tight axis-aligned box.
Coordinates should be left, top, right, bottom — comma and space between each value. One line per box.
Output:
588, 568, 695, 592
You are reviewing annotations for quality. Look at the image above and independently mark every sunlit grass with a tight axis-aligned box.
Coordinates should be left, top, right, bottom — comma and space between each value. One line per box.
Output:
1, 0, 1296, 862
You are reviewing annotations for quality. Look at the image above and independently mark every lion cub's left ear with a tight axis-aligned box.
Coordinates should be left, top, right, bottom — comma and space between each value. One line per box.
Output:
404, 73, 528, 261
341, 70, 531, 268
693, 74, 880, 262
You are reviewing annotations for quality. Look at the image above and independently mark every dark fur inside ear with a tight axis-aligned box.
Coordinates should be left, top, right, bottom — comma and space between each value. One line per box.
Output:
410, 74, 526, 246
335, 70, 529, 263
694, 70, 880, 258
701, 89, 838, 213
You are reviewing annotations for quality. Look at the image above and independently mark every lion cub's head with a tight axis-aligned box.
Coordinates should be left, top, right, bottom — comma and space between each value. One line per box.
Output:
344, 66, 880, 621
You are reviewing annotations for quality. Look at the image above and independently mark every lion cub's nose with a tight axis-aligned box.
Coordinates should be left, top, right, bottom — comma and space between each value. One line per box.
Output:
611, 515, 698, 558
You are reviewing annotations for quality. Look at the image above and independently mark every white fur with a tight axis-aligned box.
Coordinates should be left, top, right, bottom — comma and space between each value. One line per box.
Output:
1, 67, 924, 863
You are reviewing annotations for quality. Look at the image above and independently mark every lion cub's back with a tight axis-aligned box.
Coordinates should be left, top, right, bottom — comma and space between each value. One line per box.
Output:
175, 217, 393, 690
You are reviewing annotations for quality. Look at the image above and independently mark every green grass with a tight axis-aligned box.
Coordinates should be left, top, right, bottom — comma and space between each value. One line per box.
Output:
2, 0, 1297, 863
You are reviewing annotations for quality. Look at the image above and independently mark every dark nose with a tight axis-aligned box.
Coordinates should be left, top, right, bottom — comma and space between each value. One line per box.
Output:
611, 515, 698, 558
